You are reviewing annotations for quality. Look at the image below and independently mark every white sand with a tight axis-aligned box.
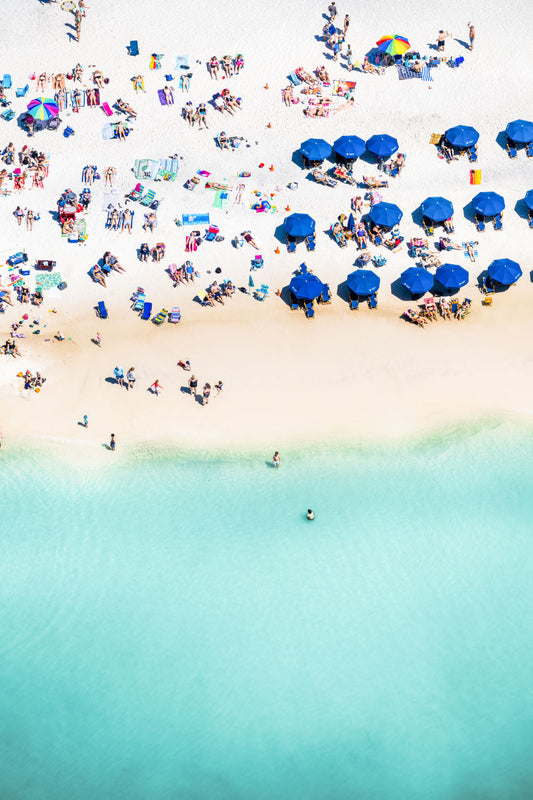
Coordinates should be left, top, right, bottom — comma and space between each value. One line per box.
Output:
1, 0, 533, 452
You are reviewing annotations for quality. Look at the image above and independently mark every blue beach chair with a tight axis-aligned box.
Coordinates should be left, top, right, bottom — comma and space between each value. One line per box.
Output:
128, 40, 139, 56
493, 213, 503, 231
16, 85, 28, 97
527, 142, 533, 158
141, 301, 152, 320
368, 292, 378, 309
97, 300, 108, 319
287, 238, 296, 253
140, 189, 156, 206
349, 291, 359, 310
506, 138, 517, 159
2, 74, 12, 89
319, 284, 331, 304
290, 291, 300, 310
305, 301, 315, 318
474, 214, 485, 232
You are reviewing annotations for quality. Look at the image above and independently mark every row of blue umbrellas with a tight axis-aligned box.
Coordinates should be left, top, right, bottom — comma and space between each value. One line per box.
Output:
301, 133, 399, 162
289, 259, 522, 302
301, 120, 533, 165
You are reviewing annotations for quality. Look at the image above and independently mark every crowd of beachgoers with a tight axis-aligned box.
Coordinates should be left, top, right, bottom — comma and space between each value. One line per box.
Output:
1, 0, 532, 449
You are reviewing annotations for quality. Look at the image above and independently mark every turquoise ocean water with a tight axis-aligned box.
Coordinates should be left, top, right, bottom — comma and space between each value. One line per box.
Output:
2, 420, 533, 800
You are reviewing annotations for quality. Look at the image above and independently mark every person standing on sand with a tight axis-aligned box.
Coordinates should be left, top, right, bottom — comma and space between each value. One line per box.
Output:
467, 22, 475, 50
328, 2, 337, 22
343, 14, 350, 36
127, 368, 136, 389
202, 383, 211, 406
272, 451, 281, 468
110, 433, 116, 451
82, 414, 88, 428
437, 30, 446, 52
188, 374, 198, 399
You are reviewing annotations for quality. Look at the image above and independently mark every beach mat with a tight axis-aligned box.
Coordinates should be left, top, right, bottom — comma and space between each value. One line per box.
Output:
102, 191, 120, 210
175, 55, 190, 70
421, 65, 433, 82
182, 212, 209, 226
397, 65, 416, 80
470, 169, 482, 185
158, 89, 173, 106
35, 272, 62, 290
102, 123, 115, 140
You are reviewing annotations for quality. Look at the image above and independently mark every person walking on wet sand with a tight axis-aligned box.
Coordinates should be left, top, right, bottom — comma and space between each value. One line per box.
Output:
110, 433, 116, 451
467, 22, 475, 50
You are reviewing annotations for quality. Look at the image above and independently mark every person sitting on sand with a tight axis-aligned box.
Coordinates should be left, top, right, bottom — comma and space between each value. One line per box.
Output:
143, 212, 157, 232
218, 131, 230, 150
93, 69, 105, 88
210, 281, 224, 304
92, 264, 106, 286
208, 56, 219, 79
224, 280, 234, 297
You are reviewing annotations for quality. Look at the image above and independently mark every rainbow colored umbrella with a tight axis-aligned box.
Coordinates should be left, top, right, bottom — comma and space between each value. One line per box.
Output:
376, 35, 411, 56
26, 97, 59, 121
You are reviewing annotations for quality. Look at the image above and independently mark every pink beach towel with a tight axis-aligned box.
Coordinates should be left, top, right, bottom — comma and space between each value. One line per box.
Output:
101, 102, 113, 117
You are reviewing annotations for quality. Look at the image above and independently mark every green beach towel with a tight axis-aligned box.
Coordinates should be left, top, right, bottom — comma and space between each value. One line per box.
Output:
35, 272, 62, 291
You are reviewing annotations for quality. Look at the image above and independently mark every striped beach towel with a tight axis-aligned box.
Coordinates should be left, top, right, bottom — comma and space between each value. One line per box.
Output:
397, 64, 416, 80
421, 65, 433, 82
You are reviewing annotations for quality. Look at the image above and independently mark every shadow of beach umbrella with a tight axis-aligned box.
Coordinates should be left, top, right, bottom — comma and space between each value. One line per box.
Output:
420, 196, 454, 223
366, 134, 399, 159
472, 191, 505, 217
400, 267, 433, 295
300, 138, 332, 162
368, 202, 403, 228
445, 125, 479, 149
284, 213, 315, 238
506, 119, 533, 144
346, 269, 380, 296
488, 258, 522, 286
524, 190, 533, 211
333, 135, 366, 161
435, 264, 469, 293
289, 273, 325, 301
26, 97, 59, 121
376, 35, 411, 56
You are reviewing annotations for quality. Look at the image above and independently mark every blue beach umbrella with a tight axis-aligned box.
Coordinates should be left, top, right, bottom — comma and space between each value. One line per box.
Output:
366, 134, 399, 159
472, 191, 505, 217
506, 119, 533, 144
368, 202, 403, 229
289, 273, 325, 301
284, 213, 316, 238
524, 190, 533, 211
420, 196, 454, 223
333, 135, 366, 160
300, 138, 332, 162
400, 267, 433, 295
346, 269, 380, 296
435, 264, 469, 292
445, 125, 479, 149
488, 258, 522, 285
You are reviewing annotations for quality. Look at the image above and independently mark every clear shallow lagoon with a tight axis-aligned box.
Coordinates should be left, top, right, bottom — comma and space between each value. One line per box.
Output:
2, 421, 533, 800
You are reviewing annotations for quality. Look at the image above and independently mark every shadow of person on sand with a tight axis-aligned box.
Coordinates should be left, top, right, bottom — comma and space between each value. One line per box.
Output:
454, 38, 471, 51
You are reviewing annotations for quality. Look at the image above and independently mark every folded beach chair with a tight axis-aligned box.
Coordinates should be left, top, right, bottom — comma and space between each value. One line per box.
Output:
140, 189, 156, 206
97, 300, 108, 319
319, 284, 331, 304
304, 301, 315, 318
287, 239, 296, 253
126, 182, 143, 201
493, 213, 503, 231
168, 306, 181, 323
506, 138, 517, 159
128, 40, 139, 56
102, 102, 113, 117
422, 218, 434, 236
140, 301, 152, 320
368, 293, 378, 309
16, 85, 29, 97
527, 142, 533, 158
2, 74, 12, 89
349, 291, 359, 310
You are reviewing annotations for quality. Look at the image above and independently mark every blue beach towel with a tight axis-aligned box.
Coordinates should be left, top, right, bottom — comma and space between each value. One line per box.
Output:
421, 65, 433, 82
397, 65, 416, 80
175, 55, 190, 70
102, 124, 115, 140
182, 212, 210, 226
